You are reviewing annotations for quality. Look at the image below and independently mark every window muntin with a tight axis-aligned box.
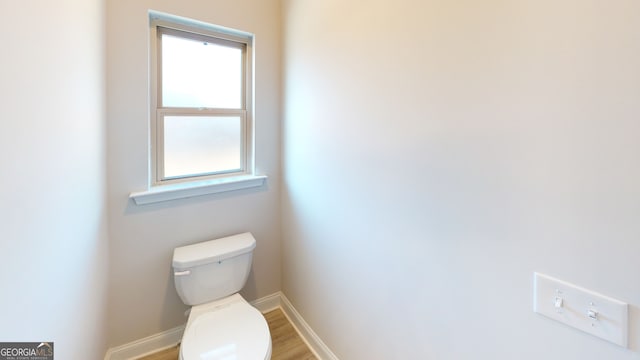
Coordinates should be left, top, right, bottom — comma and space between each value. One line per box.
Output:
151, 21, 252, 185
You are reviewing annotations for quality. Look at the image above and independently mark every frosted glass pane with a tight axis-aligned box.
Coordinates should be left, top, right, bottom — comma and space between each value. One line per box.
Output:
162, 33, 242, 108
163, 116, 241, 178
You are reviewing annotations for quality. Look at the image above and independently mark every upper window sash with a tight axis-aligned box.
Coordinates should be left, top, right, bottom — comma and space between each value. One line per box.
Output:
156, 26, 247, 110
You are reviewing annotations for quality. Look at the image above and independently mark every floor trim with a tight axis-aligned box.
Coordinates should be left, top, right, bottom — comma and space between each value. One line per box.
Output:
103, 325, 184, 360
251, 291, 282, 313
251, 291, 339, 360
104, 291, 339, 360
275, 293, 340, 360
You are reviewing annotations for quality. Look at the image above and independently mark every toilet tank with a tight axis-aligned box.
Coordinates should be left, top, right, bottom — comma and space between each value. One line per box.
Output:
172, 232, 256, 306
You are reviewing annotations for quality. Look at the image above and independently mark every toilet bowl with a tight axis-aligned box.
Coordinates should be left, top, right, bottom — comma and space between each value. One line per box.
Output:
173, 233, 272, 360
180, 294, 271, 360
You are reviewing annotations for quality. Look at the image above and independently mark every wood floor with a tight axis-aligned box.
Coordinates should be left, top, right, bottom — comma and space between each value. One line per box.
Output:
138, 308, 316, 360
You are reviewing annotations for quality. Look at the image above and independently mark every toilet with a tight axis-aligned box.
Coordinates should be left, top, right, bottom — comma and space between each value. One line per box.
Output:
172, 232, 272, 360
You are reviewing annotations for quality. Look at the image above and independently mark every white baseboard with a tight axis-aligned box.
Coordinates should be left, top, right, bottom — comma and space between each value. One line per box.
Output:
250, 291, 282, 313
104, 292, 338, 360
274, 293, 340, 360
103, 325, 184, 360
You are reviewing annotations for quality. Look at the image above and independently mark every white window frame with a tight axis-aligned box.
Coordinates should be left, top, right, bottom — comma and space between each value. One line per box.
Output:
155, 27, 249, 183
130, 11, 265, 205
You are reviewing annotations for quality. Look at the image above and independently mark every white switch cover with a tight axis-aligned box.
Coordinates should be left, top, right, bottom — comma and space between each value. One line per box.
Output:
533, 272, 628, 347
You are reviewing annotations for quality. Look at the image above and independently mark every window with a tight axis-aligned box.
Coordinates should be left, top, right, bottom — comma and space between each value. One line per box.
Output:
129, 12, 265, 205
150, 14, 253, 185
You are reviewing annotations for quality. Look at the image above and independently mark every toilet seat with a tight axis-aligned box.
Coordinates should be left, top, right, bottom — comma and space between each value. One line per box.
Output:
180, 296, 271, 360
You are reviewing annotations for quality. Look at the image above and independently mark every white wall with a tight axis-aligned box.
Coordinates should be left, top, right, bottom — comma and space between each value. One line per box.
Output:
0, 0, 109, 358
282, 0, 640, 359
106, 0, 282, 347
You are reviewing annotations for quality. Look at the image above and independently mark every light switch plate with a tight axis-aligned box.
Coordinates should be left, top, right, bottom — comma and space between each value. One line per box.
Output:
533, 272, 628, 347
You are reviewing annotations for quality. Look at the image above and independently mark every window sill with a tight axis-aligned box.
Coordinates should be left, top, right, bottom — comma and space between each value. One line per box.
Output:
129, 174, 267, 205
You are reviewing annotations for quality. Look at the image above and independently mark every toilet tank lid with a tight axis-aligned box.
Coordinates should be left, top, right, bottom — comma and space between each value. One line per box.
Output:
173, 232, 257, 269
